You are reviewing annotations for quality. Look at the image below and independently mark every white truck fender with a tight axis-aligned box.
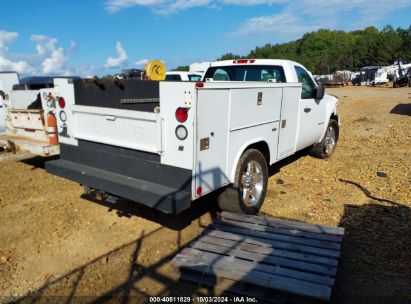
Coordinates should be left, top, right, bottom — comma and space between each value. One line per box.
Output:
320, 94, 340, 140
229, 138, 270, 183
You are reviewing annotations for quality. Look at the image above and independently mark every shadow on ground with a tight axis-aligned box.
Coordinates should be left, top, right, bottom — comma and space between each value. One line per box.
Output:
332, 182, 410, 304
82, 193, 218, 231
9, 203, 219, 304
20, 155, 59, 170
390, 103, 411, 116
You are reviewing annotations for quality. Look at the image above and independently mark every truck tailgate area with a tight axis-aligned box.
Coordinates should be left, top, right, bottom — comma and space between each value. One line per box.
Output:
46, 140, 192, 214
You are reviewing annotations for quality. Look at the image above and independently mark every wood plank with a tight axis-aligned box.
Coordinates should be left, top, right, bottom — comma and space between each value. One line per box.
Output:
220, 212, 345, 236
217, 218, 342, 243
213, 223, 341, 251
180, 270, 292, 304
171, 250, 332, 301
185, 246, 335, 286
199, 235, 338, 267
204, 229, 341, 258
191, 241, 337, 276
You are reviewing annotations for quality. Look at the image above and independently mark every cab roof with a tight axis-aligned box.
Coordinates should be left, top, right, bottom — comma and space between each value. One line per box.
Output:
209, 59, 302, 68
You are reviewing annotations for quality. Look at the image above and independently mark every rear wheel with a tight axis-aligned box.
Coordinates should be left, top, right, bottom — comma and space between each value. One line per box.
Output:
309, 119, 339, 159
217, 149, 268, 214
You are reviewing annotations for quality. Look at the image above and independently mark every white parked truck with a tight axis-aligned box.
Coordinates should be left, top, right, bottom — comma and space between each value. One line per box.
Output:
46, 59, 340, 214
0, 72, 20, 136
0, 75, 78, 156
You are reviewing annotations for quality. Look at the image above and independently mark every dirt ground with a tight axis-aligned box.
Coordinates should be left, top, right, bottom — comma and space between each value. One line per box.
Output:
0, 85, 410, 304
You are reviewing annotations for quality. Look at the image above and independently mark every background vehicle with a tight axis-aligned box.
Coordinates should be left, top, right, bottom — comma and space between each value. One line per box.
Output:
352, 66, 388, 86
0, 75, 78, 156
393, 61, 411, 88
46, 59, 340, 215
0, 72, 20, 136
165, 71, 202, 81
0, 97, 5, 135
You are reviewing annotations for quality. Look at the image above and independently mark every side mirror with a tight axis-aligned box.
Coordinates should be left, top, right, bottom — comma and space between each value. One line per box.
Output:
316, 82, 325, 99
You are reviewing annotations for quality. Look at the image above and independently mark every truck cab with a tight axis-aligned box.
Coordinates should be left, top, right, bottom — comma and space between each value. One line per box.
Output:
203, 59, 339, 155
46, 59, 339, 215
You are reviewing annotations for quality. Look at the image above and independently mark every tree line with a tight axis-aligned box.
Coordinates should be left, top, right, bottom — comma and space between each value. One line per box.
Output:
177, 25, 411, 75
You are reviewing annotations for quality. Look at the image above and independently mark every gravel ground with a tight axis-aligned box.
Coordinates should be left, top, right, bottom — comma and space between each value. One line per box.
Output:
0, 85, 410, 304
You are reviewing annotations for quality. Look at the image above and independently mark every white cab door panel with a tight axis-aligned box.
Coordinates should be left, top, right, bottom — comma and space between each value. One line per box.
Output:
294, 66, 326, 150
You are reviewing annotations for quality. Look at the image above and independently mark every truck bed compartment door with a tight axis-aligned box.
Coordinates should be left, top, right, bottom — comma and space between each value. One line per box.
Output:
71, 105, 161, 154
277, 86, 300, 159
195, 90, 230, 195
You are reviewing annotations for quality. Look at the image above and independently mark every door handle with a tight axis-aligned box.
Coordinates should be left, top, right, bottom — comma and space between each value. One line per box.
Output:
105, 115, 116, 121
304, 107, 311, 113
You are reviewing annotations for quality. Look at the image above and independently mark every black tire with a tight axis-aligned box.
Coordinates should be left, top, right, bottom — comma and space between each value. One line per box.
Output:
309, 119, 339, 159
217, 149, 268, 214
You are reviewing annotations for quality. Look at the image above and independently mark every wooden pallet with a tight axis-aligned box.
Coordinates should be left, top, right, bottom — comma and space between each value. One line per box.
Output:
171, 212, 344, 302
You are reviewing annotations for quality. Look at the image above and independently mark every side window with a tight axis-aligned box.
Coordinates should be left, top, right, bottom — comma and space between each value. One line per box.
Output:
212, 69, 230, 81
294, 66, 316, 99
188, 74, 202, 81
261, 68, 285, 83
165, 75, 182, 81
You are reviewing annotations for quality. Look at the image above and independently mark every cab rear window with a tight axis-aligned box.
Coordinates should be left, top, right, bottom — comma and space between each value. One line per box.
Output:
204, 65, 286, 82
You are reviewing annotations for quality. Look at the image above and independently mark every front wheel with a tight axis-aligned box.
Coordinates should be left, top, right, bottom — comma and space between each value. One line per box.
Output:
217, 149, 268, 214
309, 119, 339, 159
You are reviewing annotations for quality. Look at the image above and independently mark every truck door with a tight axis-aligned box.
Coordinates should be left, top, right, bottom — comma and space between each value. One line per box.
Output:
294, 66, 326, 150
277, 86, 300, 159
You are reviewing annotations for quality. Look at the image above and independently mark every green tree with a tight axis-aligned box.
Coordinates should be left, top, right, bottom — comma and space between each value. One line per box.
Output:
172, 66, 189, 71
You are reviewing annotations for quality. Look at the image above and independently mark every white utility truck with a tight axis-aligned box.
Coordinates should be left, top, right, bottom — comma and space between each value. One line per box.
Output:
46, 59, 340, 214
0, 75, 78, 156
0, 72, 20, 136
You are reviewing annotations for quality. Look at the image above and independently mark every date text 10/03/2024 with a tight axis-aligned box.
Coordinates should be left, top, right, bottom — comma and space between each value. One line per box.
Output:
149, 296, 258, 303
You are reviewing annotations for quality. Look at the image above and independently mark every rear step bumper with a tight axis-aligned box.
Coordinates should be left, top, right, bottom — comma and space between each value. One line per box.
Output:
46, 159, 192, 214
0, 135, 59, 156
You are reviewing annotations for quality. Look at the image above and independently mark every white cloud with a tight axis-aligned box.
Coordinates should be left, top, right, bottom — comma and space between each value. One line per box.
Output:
233, 13, 314, 36
104, 42, 128, 68
30, 34, 72, 74
297, 0, 411, 28
0, 30, 35, 74
0, 57, 35, 74
105, 0, 286, 13
0, 30, 19, 52
231, 0, 411, 38
135, 58, 148, 66
106, 0, 212, 14
222, 0, 286, 5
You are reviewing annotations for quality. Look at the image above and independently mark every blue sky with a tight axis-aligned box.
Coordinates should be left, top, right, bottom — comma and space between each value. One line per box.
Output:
0, 0, 410, 76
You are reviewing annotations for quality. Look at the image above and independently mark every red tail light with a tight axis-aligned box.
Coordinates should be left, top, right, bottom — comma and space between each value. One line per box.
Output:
233, 59, 255, 64
175, 107, 188, 123
195, 82, 204, 88
58, 97, 66, 109
196, 186, 202, 196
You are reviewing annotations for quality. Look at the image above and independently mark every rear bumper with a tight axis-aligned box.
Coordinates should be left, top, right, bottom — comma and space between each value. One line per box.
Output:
46, 159, 192, 214
0, 134, 59, 156
46, 141, 193, 214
